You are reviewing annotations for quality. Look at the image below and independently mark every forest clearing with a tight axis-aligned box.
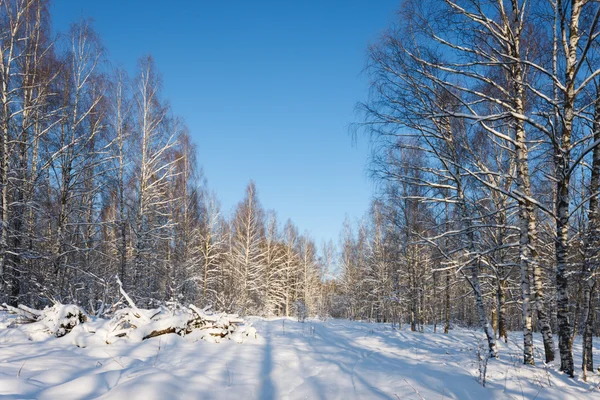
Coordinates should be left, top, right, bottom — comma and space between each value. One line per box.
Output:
1, 313, 598, 399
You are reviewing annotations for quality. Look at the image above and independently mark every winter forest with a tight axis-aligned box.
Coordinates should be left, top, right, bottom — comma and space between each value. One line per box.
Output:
2, 0, 600, 398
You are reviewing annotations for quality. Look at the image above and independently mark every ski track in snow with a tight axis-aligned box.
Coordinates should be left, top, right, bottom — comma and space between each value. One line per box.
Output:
0, 315, 599, 399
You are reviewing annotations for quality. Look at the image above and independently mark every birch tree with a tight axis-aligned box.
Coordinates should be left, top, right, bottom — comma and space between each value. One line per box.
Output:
131, 55, 179, 303
230, 181, 266, 314
197, 190, 227, 307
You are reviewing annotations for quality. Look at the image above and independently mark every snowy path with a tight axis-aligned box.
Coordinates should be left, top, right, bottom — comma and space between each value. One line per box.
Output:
1, 317, 599, 399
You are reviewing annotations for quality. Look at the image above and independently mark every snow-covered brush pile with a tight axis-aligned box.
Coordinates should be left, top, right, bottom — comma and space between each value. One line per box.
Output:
0, 303, 88, 338
0, 302, 256, 346
103, 303, 256, 344
0, 278, 256, 346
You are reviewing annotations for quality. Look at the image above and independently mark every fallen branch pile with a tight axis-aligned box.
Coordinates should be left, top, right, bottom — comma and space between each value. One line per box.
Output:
105, 302, 254, 344
1, 303, 88, 337
0, 276, 256, 345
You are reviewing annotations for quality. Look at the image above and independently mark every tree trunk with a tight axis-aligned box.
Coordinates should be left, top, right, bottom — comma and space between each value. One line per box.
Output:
581, 96, 600, 378
470, 259, 498, 358
444, 268, 450, 334
497, 278, 508, 343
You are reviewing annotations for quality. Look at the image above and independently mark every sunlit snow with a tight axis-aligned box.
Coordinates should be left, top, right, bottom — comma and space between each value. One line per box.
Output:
1, 314, 598, 399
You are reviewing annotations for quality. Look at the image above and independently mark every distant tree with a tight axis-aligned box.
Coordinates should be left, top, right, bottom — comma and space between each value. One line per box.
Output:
197, 190, 228, 307
230, 181, 266, 314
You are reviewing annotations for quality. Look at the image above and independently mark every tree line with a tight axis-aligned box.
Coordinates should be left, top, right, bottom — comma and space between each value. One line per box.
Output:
346, 0, 600, 380
0, 0, 330, 320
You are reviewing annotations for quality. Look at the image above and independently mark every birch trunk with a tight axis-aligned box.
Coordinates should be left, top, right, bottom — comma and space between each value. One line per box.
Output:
458, 188, 497, 357
581, 96, 600, 378
553, 0, 585, 377
509, 2, 554, 362
0, 2, 20, 299
444, 268, 450, 334
497, 278, 508, 343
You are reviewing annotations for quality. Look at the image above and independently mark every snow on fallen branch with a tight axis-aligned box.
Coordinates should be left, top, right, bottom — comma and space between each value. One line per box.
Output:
0, 277, 256, 345
105, 301, 254, 344
104, 275, 255, 343
1, 302, 88, 338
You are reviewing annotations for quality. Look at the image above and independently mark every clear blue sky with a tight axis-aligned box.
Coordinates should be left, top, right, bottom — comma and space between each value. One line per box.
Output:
51, 0, 399, 247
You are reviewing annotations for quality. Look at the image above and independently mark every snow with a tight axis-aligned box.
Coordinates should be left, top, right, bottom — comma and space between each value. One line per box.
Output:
0, 313, 598, 399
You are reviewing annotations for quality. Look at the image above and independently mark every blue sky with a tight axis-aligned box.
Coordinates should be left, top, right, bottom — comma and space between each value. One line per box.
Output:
51, 0, 399, 247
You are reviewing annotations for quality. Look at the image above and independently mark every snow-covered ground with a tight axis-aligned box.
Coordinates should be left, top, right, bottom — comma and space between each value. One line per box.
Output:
0, 313, 599, 399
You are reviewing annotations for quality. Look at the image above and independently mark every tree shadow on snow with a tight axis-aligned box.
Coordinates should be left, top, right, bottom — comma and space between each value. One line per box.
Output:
305, 321, 493, 400
257, 322, 277, 400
